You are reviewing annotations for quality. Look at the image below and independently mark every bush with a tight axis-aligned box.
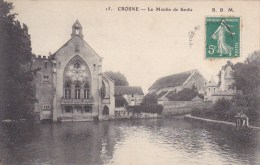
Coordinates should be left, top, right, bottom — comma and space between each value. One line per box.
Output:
157, 104, 163, 114
167, 86, 200, 101
115, 95, 128, 107
191, 95, 259, 126
141, 93, 158, 106
191, 107, 214, 119
212, 98, 233, 120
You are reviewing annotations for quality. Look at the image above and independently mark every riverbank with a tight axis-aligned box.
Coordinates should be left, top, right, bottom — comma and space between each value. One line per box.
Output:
184, 114, 260, 142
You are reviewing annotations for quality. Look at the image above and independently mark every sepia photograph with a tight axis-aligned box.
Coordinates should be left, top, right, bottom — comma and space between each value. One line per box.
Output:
0, 0, 259, 164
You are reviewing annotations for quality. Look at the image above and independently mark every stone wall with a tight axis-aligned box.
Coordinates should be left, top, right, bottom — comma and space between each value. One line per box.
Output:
115, 111, 159, 119
184, 114, 260, 142
161, 101, 213, 115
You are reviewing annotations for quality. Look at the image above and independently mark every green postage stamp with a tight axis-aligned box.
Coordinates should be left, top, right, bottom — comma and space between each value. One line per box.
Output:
206, 17, 240, 59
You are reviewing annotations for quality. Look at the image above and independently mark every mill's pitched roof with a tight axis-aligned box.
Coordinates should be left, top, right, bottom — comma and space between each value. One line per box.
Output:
115, 86, 144, 95
149, 70, 196, 90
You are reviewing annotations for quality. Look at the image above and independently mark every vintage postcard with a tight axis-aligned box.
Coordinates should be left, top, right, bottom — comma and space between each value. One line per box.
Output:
0, 0, 259, 165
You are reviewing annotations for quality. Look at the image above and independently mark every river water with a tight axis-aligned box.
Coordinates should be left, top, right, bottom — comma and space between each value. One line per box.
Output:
0, 117, 259, 165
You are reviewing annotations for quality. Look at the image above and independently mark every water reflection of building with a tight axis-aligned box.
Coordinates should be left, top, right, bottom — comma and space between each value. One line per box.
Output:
33, 20, 115, 122
35, 122, 117, 164
204, 61, 236, 103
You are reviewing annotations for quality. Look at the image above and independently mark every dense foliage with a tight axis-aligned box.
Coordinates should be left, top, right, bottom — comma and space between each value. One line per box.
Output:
0, 0, 37, 121
115, 95, 128, 107
104, 71, 129, 86
233, 62, 259, 94
192, 51, 260, 126
167, 85, 203, 101
232, 51, 260, 126
141, 92, 158, 106
192, 98, 237, 122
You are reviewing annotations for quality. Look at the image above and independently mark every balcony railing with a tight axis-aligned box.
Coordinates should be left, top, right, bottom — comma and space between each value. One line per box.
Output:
60, 98, 94, 105
102, 98, 110, 104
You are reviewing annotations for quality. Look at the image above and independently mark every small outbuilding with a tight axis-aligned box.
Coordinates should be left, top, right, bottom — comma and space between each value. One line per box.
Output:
235, 112, 249, 127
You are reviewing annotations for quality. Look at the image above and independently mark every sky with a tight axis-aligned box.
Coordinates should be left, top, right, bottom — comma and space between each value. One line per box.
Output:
8, 0, 260, 94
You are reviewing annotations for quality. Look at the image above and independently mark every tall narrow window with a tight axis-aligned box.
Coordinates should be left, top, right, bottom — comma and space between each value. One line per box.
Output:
45, 62, 48, 69
65, 83, 71, 99
84, 83, 90, 99
75, 83, 80, 99
101, 81, 106, 99
43, 76, 49, 83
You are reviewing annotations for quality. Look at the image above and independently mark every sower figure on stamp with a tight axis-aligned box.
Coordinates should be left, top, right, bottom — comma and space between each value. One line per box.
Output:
211, 20, 234, 56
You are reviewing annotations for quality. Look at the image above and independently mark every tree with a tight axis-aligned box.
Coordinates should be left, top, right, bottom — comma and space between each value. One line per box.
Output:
115, 94, 128, 107
157, 104, 163, 114
104, 71, 129, 86
232, 51, 260, 126
213, 98, 233, 120
245, 51, 260, 65
233, 62, 259, 94
0, 0, 37, 121
141, 93, 158, 106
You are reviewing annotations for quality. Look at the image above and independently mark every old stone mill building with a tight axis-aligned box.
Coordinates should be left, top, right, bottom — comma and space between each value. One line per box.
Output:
32, 20, 115, 122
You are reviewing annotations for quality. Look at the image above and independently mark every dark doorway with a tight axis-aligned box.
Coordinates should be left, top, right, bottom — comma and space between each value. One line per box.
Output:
102, 106, 109, 115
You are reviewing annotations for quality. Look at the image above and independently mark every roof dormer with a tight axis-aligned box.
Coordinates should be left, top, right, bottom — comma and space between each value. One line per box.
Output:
71, 20, 84, 38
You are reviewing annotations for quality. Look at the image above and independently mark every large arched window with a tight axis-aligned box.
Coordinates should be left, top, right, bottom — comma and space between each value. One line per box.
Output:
84, 83, 90, 99
75, 83, 81, 99
64, 56, 91, 100
65, 83, 71, 99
